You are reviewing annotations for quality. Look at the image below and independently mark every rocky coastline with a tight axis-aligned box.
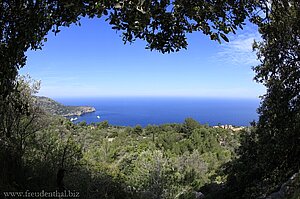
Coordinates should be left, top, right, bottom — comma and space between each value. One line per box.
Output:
34, 96, 96, 117
62, 106, 96, 117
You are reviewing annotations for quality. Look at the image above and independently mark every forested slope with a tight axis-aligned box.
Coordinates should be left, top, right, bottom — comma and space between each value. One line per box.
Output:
34, 96, 95, 116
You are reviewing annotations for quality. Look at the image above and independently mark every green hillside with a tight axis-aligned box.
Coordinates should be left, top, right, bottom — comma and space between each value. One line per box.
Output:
34, 96, 95, 116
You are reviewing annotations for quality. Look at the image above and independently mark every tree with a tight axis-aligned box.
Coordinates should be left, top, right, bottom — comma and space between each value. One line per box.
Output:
133, 125, 143, 135
125, 150, 176, 199
0, 75, 47, 189
253, 0, 300, 177
181, 118, 200, 136
97, 120, 109, 129
225, 1, 300, 198
23, 124, 83, 191
254, 0, 300, 194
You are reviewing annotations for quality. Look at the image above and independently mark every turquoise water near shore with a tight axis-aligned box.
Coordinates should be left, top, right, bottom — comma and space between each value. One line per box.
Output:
55, 97, 260, 127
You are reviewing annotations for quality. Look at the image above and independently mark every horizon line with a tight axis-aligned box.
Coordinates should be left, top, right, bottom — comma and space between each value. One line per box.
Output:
36, 94, 261, 100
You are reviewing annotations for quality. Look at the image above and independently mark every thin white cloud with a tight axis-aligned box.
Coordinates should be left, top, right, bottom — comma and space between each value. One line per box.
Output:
215, 31, 261, 66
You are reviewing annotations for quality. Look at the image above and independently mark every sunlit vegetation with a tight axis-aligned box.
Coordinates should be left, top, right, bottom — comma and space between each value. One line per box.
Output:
0, 77, 243, 198
18, 104, 244, 198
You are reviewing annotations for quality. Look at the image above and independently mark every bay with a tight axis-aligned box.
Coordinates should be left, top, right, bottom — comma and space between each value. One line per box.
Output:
54, 97, 260, 127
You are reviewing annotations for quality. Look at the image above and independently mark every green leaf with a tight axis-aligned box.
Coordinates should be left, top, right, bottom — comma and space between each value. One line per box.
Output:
220, 33, 229, 42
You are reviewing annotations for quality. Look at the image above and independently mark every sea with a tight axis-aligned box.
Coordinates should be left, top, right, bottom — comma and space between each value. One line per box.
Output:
54, 97, 260, 127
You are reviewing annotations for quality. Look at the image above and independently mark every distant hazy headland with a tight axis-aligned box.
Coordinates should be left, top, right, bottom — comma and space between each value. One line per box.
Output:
34, 96, 95, 117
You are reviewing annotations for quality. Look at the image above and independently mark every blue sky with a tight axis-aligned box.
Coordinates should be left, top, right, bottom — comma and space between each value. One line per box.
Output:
20, 17, 265, 98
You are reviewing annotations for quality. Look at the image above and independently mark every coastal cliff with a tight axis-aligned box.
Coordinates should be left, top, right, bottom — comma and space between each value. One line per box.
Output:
34, 96, 95, 117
